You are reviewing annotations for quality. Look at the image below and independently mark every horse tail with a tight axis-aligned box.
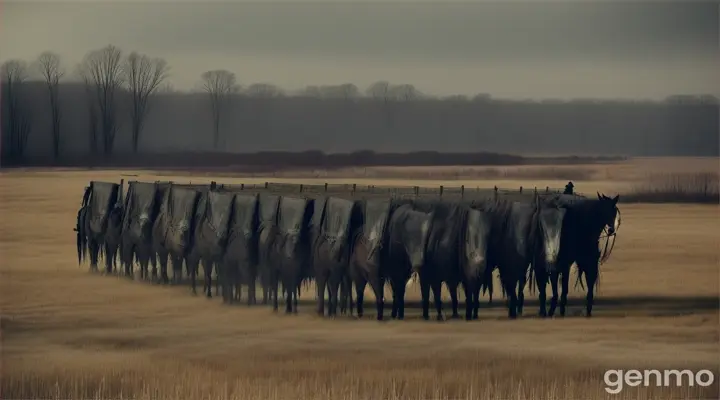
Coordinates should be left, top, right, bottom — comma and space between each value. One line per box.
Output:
527, 264, 536, 294
76, 207, 88, 266
574, 267, 585, 291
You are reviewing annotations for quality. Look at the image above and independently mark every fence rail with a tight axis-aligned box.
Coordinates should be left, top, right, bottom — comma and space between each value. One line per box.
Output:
122, 180, 572, 201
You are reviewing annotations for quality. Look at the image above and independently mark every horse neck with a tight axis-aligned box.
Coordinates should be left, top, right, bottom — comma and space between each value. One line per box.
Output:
573, 201, 607, 239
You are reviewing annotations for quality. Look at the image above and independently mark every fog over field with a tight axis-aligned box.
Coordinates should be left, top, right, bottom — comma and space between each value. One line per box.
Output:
2, 0, 718, 160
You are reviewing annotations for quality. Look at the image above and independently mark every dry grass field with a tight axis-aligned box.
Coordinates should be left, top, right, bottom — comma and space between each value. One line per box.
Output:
1, 161, 719, 399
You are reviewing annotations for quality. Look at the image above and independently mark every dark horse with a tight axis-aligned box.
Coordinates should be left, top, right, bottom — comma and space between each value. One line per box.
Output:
543, 193, 619, 317
311, 196, 363, 318
76, 181, 123, 274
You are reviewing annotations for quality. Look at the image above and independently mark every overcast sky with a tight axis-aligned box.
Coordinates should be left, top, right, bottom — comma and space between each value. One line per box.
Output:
2, 0, 718, 99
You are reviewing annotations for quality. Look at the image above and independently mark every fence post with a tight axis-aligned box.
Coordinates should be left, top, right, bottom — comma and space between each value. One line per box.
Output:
414, 186, 419, 196
546, 186, 549, 193
324, 183, 328, 192
352, 183, 357, 194
494, 186, 498, 201
210, 181, 216, 190
461, 185, 465, 199
240, 183, 244, 190
519, 186, 523, 193
439, 185, 444, 197
299, 184, 304, 193
264, 182, 269, 189
534, 186, 537, 194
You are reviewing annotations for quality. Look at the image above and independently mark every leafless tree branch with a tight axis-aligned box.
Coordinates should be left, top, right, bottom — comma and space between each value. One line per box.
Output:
79, 44, 124, 156
1, 60, 33, 161
124, 51, 170, 152
201, 69, 239, 149
35, 51, 64, 159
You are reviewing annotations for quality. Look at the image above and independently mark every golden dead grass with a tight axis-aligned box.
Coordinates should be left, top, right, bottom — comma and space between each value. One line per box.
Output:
1, 169, 719, 399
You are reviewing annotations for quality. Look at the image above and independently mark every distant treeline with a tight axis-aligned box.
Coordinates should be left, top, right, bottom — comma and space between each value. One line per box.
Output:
2, 46, 718, 167
9, 150, 625, 170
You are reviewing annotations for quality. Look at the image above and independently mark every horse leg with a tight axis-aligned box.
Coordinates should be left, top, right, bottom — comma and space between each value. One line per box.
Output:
536, 265, 548, 317
156, 250, 169, 284
284, 277, 293, 314
548, 270, 559, 317
328, 274, 341, 318
354, 277, 367, 318
420, 278, 431, 321
472, 280, 481, 320
104, 242, 115, 275
368, 275, 385, 321
214, 264, 221, 297
315, 273, 327, 317
203, 260, 213, 298
140, 251, 152, 282
188, 257, 199, 295
389, 279, 399, 319
500, 267, 518, 319
394, 278, 407, 320
339, 274, 350, 315
88, 239, 100, 272
449, 282, 460, 319
347, 277, 354, 316
578, 254, 599, 318
431, 280, 444, 321
172, 256, 184, 285
559, 268, 571, 317
271, 272, 279, 312
462, 282, 473, 321
247, 267, 256, 305
487, 272, 494, 305
516, 267, 526, 317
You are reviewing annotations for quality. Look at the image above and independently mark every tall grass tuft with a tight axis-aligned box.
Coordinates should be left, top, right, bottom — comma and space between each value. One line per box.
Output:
624, 172, 719, 204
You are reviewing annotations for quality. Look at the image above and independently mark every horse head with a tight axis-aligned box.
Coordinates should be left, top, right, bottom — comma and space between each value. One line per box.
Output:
596, 192, 620, 235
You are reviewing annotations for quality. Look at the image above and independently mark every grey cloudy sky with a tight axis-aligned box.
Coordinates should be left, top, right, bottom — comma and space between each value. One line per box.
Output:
2, 0, 718, 98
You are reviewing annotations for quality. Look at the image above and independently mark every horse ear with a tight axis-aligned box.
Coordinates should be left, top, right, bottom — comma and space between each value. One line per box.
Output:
597, 192, 602, 200
612, 194, 619, 204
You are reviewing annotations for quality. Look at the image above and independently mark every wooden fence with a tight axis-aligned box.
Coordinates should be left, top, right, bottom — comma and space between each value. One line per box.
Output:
137, 180, 572, 201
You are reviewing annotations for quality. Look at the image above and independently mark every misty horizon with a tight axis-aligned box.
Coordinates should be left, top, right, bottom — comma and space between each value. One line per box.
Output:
2, 0, 718, 100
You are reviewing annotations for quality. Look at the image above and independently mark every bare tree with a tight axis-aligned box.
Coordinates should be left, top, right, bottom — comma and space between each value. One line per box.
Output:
338, 83, 360, 101
35, 52, 64, 159
1, 60, 33, 162
246, 83, 284, 98
299, 85, 322, 98
79, 45, 124, 156
246, 83, 283, 138
366, 80, 395, 128
123, 52, 169, 152
77, 63, 100, 154
201, 70, 238, 149
391, 84, 419, 102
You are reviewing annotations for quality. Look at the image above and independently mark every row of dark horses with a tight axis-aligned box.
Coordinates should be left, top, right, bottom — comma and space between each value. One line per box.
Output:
76, 180, 620, 320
